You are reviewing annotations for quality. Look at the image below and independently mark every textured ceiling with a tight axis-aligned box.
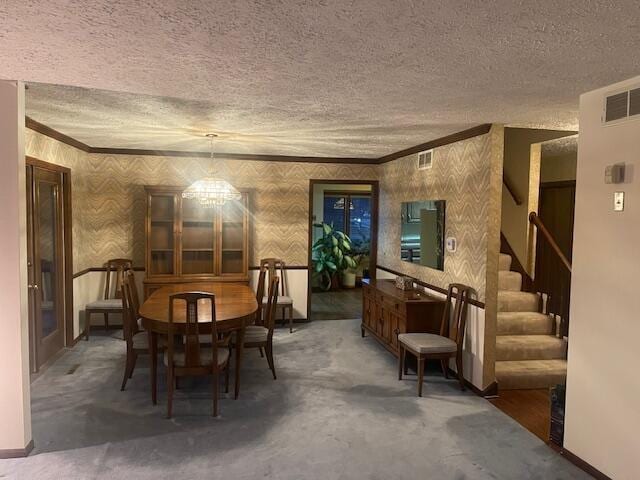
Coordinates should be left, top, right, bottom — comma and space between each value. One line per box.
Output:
3, 1, 640, 156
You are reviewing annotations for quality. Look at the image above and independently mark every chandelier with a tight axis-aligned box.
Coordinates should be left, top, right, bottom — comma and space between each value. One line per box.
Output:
182, 133, 241, 207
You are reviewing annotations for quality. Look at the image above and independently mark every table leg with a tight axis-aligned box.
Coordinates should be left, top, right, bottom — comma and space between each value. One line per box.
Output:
150, 331, 158, 405
234, 326, 246, 400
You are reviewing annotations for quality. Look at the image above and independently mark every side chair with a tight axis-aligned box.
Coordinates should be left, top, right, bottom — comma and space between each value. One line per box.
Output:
260, 258, 293, 333
234, 275, 279, 380
120, 270, 161, 390
85, 258, 132, 340
398, 283, 473, 397
164, 292, 231, 418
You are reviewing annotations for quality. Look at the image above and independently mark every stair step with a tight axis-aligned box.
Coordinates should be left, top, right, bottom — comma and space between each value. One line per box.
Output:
498, 271, 522, 291
497, 312, 555, 335
496, 359, 567, 390
499, 253, 512, 271
496, 335, 567, 361
498, 291, 540, 312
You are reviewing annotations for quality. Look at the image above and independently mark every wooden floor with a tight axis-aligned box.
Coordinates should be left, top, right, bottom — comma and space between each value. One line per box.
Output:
311, 287, 362, 320
489, 389, 551, 442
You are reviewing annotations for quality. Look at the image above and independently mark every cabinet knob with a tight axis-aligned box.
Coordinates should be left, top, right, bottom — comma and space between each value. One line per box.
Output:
394, 328, 400, 335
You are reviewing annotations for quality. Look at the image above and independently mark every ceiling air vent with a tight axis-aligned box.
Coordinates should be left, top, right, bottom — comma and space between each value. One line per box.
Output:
629, 88, 640, 117
418, 150, 433, 170
605, 91, 629, 122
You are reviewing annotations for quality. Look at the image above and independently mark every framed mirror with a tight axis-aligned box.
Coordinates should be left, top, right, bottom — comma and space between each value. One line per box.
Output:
400, 200, 446, 270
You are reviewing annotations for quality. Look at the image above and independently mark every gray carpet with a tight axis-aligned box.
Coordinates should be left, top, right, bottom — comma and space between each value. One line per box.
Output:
1, 320, 590, 479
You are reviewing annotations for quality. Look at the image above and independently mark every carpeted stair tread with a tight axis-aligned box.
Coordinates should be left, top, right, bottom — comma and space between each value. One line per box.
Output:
496, 335, 567, 361
498, 271, 522, 291
499, 253, 512, 271
498, 291, 540, 313
497, 312, 555, 335
496, 359, 567, 390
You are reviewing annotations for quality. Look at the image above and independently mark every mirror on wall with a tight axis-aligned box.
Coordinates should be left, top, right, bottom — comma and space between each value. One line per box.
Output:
400, 200, 446, 270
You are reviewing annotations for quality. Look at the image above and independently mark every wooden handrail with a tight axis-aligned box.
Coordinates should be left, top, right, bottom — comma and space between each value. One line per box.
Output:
529, 212, 572, 273
503, 173, 523, 206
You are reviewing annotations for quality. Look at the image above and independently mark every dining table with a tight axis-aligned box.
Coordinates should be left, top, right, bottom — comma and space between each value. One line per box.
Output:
139, 282, 258, 404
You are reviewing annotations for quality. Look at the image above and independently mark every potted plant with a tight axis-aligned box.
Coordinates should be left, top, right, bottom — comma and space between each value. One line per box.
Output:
312, 222, 357, 291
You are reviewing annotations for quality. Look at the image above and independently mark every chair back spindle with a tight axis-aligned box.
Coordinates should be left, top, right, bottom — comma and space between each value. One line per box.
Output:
255, 268, 267, 325
440, 283, 472, 350
121, 275, 137, 348
105, 258, 133, 300
264, 277, 280, 333
168, 292, 217, 370
260, 258, 287, 297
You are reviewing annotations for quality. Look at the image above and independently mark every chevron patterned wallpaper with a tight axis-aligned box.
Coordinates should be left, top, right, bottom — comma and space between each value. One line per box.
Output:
378, 127, 503, 302
26, 128, 378, 272
26, 128, 502, 305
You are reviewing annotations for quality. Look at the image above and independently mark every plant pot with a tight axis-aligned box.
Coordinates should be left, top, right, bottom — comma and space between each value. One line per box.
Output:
330, 273, 341, 290
342, 271, 356, 289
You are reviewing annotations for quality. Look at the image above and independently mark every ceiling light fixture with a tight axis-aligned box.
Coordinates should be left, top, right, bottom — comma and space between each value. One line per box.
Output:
182, 133, 241, 207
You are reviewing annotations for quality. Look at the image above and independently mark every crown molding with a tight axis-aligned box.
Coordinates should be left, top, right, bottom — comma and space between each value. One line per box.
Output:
377, 124, 493, 163
26, 116, 494, 165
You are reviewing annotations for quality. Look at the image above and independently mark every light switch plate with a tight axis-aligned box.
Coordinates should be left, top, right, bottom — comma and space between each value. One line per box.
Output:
614, 192, 625, 211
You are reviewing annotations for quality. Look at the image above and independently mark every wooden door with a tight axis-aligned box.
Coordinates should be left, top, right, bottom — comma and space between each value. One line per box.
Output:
535, 182, 575, 293
27, 166, 65, 371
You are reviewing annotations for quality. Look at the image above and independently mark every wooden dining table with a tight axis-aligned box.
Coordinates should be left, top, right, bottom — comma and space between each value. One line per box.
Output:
139, 282, 258, 404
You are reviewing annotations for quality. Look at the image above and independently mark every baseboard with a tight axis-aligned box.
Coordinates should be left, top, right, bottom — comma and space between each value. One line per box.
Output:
0, 439, 34, 459
444, 367, 497, 397
561, 449, 612, 480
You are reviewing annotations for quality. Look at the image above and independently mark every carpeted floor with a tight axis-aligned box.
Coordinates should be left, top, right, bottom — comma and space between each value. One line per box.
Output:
1, 320, 590, 480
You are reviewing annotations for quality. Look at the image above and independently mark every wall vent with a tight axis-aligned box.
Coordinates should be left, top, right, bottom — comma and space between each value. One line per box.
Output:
603, 85, 640, 123
417, 150, 433, 170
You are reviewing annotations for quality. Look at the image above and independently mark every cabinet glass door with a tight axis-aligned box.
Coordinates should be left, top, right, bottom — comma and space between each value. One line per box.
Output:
149, 194, 176, 275
181, 198, 215, 275
220, 198, 245, 274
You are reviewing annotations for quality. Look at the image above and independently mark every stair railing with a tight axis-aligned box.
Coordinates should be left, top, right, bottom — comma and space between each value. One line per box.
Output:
529, 212, 572, 338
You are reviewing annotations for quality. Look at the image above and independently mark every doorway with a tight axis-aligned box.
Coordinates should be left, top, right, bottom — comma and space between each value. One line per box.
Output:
307, 180, 378, 321
26, 157, 73, 373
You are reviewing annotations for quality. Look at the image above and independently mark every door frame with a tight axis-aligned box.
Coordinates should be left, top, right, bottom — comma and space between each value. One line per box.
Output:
26, 156, 74, 366
307, 179, 379, 321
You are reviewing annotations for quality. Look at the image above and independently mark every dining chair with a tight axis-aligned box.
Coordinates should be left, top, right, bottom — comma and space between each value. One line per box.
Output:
260, 258, 293, 333
164, 292, 231, 418
397, 283, 473, 397
255, 268, 267, 326
233, 276, 279, 380
84, 258, 133, 340
120, 271, 157, 391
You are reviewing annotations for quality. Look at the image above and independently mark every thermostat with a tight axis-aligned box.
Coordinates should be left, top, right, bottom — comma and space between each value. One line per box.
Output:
605, 163, 625, 184
446, 237, 457, 252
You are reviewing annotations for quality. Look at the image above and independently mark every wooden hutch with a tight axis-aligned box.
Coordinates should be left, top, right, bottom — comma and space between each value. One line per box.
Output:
143, 186, 249, 298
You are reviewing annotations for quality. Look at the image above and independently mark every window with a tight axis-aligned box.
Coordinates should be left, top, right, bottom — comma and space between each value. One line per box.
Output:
322, 191, 372, 250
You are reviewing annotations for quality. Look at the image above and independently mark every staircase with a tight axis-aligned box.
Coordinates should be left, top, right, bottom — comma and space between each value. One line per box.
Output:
495, 253, 567, 389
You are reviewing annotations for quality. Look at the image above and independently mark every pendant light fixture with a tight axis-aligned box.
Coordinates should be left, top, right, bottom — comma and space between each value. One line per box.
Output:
182, 133, 241, 207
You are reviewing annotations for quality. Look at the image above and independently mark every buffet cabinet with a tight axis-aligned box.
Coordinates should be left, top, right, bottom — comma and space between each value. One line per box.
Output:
143, 186, 249, 298
361, 279, 446, 356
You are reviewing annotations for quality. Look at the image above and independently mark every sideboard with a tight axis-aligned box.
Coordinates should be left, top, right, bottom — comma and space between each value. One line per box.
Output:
362, 279, 446, 356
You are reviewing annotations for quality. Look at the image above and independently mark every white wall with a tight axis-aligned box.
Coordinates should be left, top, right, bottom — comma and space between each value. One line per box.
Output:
0, 80, 31, 453
249, 268, 308, 319
376, 268, 485, 390
564, 75, 640, 479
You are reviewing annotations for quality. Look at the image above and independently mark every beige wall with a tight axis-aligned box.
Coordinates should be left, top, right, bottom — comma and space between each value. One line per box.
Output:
564, 76, 640, 480
501, 128, 576, 269
540, 136, 578, 183
0, 80, 31, 453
